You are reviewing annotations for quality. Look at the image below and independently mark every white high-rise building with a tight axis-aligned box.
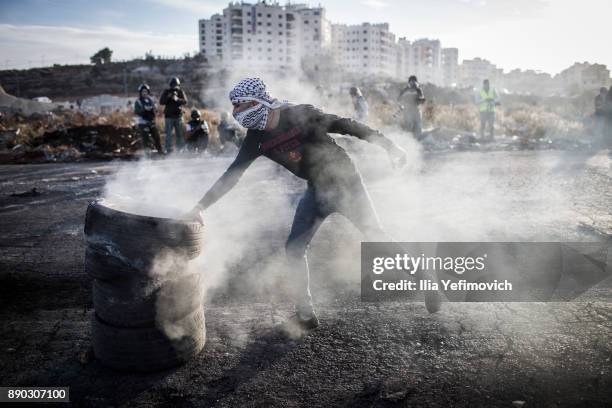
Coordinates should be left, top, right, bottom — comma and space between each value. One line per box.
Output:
395, 38, 443, 85
199, 1, 331, 71
198, 2, 461, 84
460, 57, 503, 87
396, 37, 412, 79
441, 48, 459, 87
331, 23, 397, 78
410, 39, 441, 85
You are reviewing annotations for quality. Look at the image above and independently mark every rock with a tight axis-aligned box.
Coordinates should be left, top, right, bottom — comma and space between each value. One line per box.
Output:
512, 400, 526, 407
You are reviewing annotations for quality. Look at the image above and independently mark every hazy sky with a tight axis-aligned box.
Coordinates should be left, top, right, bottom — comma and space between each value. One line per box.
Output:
0, 0, 609, 74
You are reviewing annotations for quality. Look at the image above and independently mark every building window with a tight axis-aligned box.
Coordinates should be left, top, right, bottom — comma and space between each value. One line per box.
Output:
267, 13, 271, 17
257, 13, 262, 17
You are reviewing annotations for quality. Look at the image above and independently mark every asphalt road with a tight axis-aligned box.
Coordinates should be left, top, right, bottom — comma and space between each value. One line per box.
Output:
0, 149, 611, 407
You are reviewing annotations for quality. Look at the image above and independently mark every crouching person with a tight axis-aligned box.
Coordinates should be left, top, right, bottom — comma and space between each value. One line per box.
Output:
185, 109, 210, 153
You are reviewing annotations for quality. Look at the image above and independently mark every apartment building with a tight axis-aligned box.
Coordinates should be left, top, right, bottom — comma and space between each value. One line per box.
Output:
199, 1, 330, 71
331, 22, 397, 78
459, 57, 503, 87
198, 2, 462, 83
556, 62, 610, 93
441, 48, 459, 87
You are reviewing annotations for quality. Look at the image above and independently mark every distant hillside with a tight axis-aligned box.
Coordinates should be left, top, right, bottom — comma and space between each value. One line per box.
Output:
0, 56, 211, 103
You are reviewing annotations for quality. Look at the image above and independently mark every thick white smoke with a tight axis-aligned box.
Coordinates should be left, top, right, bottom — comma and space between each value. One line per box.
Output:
101, 69, 583, 342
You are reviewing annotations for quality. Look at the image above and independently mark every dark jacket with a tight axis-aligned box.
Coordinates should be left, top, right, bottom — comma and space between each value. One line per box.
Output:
159, 88, 188, 118
595, 93, 607, 116
398, 84, 425, 108
134, 96, 156, 122
199, 104, 399, 209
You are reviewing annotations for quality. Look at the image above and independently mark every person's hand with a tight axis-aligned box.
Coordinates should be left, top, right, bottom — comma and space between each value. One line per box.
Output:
183, 205, 204, 225
388, 145, 408, 169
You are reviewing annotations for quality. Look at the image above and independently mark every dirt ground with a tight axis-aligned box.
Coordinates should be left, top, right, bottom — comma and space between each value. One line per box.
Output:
0, 152, 611, 407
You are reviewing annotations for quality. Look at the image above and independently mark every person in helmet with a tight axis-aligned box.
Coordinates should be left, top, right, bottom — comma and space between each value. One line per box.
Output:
185, 78, 442, 330
159, 77, 188, 153
134, 83, 164, 156
349, 86, 369, 123
185, 109, 210, 153
397, 75, 426, 141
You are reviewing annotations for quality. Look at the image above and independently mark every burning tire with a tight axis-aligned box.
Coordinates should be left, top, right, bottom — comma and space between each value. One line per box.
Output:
93, 274, 202, 328
84, 199, 206, 371
91, 308, 206, 372
84, 200, 204, 271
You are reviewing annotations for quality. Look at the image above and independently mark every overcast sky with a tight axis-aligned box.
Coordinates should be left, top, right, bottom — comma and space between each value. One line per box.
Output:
0, 0, 609, 74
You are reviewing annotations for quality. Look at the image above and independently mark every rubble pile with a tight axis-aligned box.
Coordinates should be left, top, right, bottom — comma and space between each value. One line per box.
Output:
0, 110, 141, 164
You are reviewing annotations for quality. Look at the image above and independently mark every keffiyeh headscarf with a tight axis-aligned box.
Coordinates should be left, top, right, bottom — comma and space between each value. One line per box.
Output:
229, 78, 286, 130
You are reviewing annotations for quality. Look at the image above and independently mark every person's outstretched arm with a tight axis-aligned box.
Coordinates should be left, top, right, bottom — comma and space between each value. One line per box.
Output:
315, 107, 407, 166
185, 134, 259, 221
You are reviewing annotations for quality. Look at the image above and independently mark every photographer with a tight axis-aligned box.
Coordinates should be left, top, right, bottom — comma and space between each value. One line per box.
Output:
185, 109, 210, 153
159, 77, 188, 153
133, 83, 164, 156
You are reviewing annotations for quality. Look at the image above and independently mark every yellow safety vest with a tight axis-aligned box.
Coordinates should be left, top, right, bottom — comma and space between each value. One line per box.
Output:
479, 88, 497, 112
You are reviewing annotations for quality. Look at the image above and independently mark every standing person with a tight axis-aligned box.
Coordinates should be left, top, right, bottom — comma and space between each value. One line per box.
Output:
594, 87, 608, 139
397, 75, 426, 141
605, 86, 612, 145
134, 83, 164, 157
186, 78, 441, 329
477, 79, 499, 142
160, 77, 188, 153
185, 109, 210, 153
349, 86, 369, 123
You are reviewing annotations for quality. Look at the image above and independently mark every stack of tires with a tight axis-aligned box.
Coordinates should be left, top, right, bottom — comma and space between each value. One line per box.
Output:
84, 200, 205, 372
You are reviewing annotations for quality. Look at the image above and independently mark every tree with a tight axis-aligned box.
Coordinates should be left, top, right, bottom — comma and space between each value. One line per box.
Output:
90, 47, 113, 65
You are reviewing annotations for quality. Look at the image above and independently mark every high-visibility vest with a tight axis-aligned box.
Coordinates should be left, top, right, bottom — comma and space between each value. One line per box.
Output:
479, 88, 497, 112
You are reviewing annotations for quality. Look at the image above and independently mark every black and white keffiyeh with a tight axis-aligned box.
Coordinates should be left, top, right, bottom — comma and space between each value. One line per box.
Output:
229, 78, 286, 130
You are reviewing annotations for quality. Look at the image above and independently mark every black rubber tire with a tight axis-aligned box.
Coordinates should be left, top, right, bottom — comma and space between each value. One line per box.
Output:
91, 308, 206, 372
84, 244, 136, 281
93, 273, 202, 328
84, 200, 204, 271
